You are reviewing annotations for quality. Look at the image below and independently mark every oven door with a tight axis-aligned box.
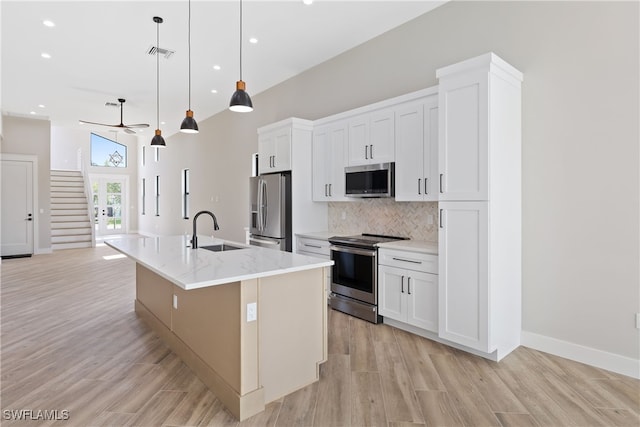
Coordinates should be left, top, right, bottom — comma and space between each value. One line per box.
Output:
330, 245, 377, 305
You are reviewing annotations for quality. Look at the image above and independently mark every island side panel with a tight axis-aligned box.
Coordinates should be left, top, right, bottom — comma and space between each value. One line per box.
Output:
136, 263, 172, 328
258, 267, 327, 403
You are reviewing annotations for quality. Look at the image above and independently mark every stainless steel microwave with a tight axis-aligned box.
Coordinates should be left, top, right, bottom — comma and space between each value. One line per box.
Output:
345, 162, 395, 198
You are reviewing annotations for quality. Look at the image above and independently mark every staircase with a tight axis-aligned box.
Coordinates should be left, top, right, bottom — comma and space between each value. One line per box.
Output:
50, 170, 94, 250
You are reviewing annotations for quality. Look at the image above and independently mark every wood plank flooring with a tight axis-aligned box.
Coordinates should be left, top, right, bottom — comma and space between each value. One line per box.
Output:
1, 244, 638, 426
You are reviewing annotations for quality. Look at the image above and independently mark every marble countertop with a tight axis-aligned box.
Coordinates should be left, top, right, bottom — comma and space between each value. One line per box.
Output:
377, 239, 439, 255
106, 235, 333, 291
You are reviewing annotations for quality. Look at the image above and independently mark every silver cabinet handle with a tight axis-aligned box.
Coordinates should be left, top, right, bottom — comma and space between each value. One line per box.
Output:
424, 178, 428, 195
325, 184, 328, 197
370, 145, 373, 159
407, 277, 412, 295
365, 145, 368, 160
304, 243, 322, 249
440, 174, 444, 193
392, 257, 422, 264
439, 208, 444, 228
401, 275, 405, 293
328, 183, 332, 196
418, 178, 421, 195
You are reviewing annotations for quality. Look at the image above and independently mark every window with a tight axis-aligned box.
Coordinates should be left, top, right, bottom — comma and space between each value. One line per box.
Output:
182, 169, 190, 219
141, 178, 146, 215
155, 175, 160, 216
141, 146, 146, 166
154, 147, 159, 162
90, 133, 127, 167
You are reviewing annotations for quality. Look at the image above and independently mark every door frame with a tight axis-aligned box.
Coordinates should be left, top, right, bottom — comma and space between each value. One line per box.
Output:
89, 173, 130, 236
0, 153, 40, 254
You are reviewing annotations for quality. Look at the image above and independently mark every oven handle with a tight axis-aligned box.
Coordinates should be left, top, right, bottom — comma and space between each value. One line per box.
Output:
330, 245, 377, 257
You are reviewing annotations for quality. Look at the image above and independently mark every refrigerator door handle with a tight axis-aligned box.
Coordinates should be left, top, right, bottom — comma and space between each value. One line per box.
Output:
257, 179, 264, 231
261, 179, 268, 232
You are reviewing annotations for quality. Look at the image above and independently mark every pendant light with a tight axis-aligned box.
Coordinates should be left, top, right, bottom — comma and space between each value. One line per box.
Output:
151, 16, 166, 147
229, 0, 253, 112
180, 0, 199, 133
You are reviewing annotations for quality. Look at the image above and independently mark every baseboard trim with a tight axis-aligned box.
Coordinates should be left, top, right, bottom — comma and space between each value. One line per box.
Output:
521, 330, 640, 379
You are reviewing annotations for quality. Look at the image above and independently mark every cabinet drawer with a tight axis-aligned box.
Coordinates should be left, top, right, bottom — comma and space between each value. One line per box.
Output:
378, 248, 438, 274
296, 237, 331, 257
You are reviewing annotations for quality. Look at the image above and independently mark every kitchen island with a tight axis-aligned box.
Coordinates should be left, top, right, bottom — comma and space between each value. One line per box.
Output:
106, 235, 332, 421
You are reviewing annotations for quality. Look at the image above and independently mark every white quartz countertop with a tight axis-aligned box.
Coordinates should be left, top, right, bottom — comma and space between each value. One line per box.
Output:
377, 239, 439, 255
295, 231, 333, 240
106, 235, 333, 290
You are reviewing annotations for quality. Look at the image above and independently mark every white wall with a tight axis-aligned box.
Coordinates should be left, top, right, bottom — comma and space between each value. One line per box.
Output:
139, 1, 638, 371
51, 126, 139, 232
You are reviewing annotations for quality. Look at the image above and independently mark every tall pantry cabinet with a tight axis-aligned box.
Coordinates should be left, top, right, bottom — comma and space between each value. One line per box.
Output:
436, 53, 523, 361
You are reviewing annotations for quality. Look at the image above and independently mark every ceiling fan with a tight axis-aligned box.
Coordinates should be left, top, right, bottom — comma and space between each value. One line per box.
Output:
79, 98, 149, 134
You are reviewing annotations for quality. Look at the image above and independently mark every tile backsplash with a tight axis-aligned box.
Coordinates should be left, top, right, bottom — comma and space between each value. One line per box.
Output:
328, 200, 438, 242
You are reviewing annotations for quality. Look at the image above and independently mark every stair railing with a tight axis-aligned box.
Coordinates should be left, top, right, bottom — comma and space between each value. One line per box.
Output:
78, 148, 96, 247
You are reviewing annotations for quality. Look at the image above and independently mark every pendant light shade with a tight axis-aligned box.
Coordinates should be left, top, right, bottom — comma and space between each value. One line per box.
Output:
151, 16, 166, 147
229, 0, 253, 112
180, 0, 199, 133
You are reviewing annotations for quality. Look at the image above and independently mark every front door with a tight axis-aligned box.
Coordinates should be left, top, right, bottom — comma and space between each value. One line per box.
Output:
92, 177, 126, 236
1, 159, 34, 256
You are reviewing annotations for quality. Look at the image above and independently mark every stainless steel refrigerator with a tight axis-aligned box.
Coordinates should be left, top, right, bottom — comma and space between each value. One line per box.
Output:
249, 172, 292, 251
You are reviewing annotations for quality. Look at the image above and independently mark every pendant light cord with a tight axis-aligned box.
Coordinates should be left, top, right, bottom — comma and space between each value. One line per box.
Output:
239, 0, 243, 81
156, 19, 160, 129
188, 0, 192, 109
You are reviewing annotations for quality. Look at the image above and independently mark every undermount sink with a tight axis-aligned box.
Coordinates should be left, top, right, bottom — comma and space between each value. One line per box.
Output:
200, 243, 246, 252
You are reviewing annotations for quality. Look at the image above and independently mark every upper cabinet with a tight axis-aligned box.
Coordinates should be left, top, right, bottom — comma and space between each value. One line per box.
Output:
437, 53, 523, 201
259, 125, 292, 173
312, 121, 348, 201
394, 91, 439, 202
347, 108, 395, 166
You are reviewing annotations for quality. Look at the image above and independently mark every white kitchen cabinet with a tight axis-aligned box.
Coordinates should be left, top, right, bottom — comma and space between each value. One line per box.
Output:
394, 93, 438, 201
312, 121, 347, 201
296, 235, 331, 259
348, 109, 394, 166
436, 53, 522, 361
437, 53, 522, 202
259, 125, 292, 173
378, 248, 438, 332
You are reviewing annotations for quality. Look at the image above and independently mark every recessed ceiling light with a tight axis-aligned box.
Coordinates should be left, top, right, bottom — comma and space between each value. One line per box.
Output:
43, 20, 55, 27
213, 65, 221, 71
303, 0, 313, 5
249, 37, 258, 44
41, 53, 51, 59
161, 121, 166, 125
30, 111, 36, 115
79, 121, 84, 125
38, 104, 45, 108
211, 89, 218, 94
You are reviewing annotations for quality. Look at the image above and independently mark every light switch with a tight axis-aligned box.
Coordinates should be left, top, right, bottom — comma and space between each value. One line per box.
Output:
247, 302, 257, 322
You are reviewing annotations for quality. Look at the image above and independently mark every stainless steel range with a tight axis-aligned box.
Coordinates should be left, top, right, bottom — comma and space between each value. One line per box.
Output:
328, 233, 407, 323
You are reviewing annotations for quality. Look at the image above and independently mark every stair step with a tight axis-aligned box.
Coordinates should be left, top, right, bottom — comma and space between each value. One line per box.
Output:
51, 215, 92, 222
51, 221, 92, 229
51, 209, 90, 216
51, 205, 89, 211
50, 176, 84, 183
52, 241, 93, 250
50, 180, 85, 188
50, 197, 89, 204
51, 170, 82, 176
52, 235, 92, 244
51, 188, 85, 195
51, 227, 92, 236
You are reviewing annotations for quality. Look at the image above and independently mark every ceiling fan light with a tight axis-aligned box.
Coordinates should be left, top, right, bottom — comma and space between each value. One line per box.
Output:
180, 110, 199, 133
229, 80, 253, 113
151, 129, 166, 147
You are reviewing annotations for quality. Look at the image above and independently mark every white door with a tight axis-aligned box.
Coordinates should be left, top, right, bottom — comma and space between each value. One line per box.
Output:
438, 201, 489, 352
1, 159, 34, 256
394, 101, 425, 201
92, 177, 126, 236
378, 265, 406, 322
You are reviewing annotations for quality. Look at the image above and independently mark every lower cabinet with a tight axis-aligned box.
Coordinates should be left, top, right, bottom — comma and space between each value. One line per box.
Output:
378, 248, 438, 332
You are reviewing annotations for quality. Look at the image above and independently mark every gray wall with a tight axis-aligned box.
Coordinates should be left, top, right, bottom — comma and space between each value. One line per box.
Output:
142, 1, 638, 363
1, 115, 52, 252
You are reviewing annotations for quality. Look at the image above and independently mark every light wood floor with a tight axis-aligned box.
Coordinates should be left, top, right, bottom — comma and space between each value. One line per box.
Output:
1, 244, 638, 427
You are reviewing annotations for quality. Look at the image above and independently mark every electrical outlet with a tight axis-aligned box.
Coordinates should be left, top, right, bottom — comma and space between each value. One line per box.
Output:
636, 313, 640, 329
247, 302, 257, 322
173, 294, 178, 309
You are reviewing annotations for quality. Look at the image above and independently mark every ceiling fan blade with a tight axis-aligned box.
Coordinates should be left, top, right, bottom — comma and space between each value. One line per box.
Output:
78, 120, 118, 127
124, 123, 150, 128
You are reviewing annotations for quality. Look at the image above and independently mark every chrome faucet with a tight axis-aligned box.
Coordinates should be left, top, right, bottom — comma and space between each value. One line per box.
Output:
191, 210, 220, 249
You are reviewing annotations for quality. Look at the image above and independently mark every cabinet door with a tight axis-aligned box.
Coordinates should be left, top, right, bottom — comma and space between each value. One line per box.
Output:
328, 123, 348, 200
407, 271, 438, 332
438, 201, 489, 352
438, 71, 489, 201
312, 128, 330, 201
423, 96, 439, 201
394, 101, 424, 201
369, 109, 395, 164
348, 116, 369, 166
378, 265, 406, 322
272, 127, 292, 172
258, 132, 275, 173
